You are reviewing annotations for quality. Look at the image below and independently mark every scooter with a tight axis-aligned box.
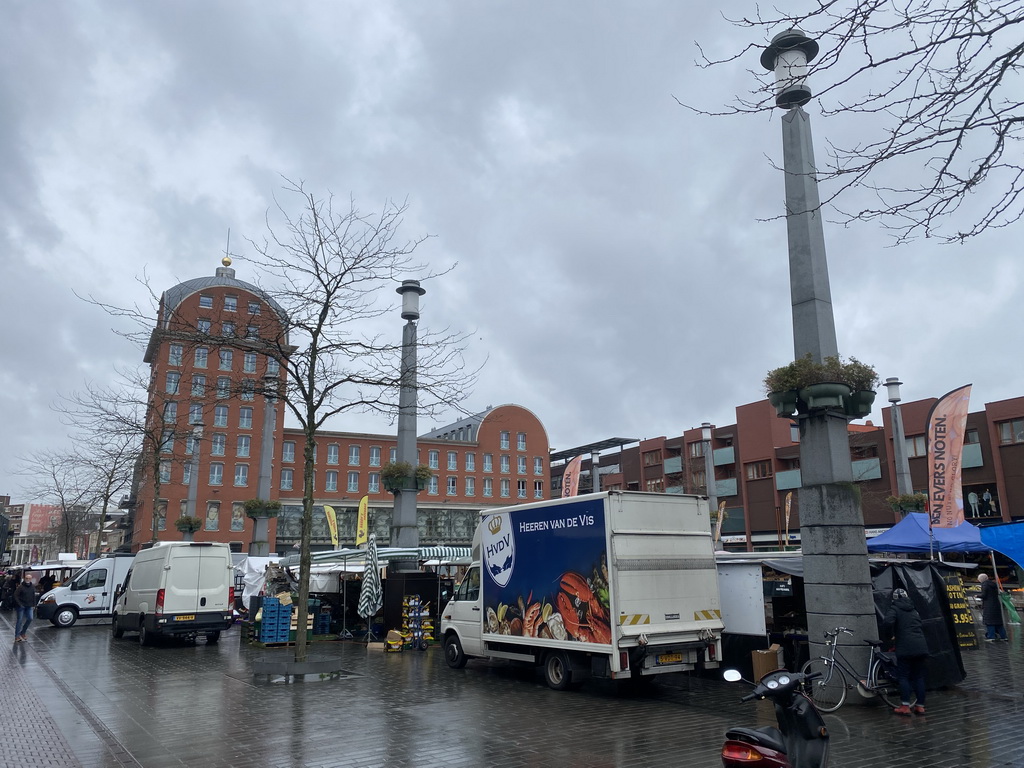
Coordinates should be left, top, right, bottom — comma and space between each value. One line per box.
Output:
721, 668, 830, 768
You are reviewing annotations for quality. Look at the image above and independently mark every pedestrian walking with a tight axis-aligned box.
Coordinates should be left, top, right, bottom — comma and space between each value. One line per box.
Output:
978, 573, 1008, 641
881, 587, 929, 716
13, 572, 38, 642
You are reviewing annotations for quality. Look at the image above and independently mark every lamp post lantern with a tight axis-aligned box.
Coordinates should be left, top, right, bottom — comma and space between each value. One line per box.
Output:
886, 377, 914, 498
761, 29, 877, 698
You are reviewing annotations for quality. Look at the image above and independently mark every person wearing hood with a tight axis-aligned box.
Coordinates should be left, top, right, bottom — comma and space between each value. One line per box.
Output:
881, 587, 929, 716
978, 573, 1007, 641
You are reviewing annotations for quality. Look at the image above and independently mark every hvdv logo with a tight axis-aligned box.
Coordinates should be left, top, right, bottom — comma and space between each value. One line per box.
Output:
481, 513, 514, 587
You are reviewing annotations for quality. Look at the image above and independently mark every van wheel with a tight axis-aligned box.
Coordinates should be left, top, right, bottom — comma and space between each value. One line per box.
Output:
206, 631, 220, 644
112, 615, 124, 639
544, 651, 573, 691
53, 607, 78, 628
139, 623, 152, 647
444, 635, 467, 669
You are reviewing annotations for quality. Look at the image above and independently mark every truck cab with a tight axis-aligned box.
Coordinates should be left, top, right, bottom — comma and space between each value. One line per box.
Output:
441, 566, 483, 666
36, 554, 134, 628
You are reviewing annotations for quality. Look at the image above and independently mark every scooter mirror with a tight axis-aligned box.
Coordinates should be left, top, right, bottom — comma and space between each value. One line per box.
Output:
723, 669, 742, 682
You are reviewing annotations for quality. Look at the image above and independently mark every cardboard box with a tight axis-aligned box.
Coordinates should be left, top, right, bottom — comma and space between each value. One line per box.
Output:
752, 644, 784, 679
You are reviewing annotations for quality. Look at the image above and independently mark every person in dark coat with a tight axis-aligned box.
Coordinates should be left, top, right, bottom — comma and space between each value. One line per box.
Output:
13, 572, 38, 642
978, 573, 1007, 641
881, 587, 929, 716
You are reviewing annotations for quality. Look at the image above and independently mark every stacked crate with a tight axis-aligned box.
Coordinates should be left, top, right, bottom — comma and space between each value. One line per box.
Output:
258, 597, 292, 644
315, 607, 332, 635
289, 608, 314, 641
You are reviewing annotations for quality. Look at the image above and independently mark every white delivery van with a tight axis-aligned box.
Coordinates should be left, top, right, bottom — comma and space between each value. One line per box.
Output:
36, 553, 134, 627
112, 542, 234, 645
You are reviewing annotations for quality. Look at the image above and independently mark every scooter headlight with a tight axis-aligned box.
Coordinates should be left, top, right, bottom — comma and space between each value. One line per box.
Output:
778, 675, 790, 685
766, 679, 779, 689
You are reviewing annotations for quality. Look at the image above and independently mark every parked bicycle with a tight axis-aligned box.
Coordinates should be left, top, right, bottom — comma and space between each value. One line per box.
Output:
799, 627, 901, 712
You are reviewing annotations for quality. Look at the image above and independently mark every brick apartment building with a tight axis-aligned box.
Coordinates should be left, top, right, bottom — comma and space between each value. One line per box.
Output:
555, 395, 1024, 551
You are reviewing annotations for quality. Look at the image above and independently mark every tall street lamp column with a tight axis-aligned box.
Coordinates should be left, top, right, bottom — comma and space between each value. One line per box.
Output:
701, 423, 719, 539
250, 375, 278, 557
184, 422, 204, 541
885, 378, 914, 499
391, 280, 426, 551
762, 29, 877, 681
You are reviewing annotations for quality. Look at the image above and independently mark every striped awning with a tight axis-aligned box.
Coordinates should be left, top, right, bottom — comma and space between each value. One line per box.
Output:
418, 546, 471, 560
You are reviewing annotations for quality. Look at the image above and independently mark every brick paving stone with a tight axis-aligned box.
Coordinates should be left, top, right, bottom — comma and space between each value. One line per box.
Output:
2, 613, 1023, 767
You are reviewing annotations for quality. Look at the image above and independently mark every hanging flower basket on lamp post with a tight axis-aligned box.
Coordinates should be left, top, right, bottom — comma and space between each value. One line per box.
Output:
244, 498, 282, 519
764, 355, 879, 419
382, 461, 434, 493
175, 515, 203, 541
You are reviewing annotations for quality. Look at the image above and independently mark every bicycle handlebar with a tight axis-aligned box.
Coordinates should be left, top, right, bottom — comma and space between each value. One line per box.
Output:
824, 626, 854, 637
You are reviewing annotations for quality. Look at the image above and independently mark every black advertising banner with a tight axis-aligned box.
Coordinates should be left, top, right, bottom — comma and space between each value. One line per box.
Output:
942, 572, 978, 649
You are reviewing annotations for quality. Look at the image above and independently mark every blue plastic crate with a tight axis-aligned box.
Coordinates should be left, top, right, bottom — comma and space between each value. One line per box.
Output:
263, 597, 280, 607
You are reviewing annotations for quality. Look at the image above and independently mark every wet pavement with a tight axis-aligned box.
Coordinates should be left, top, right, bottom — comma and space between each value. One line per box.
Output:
2, 611, 1022, 768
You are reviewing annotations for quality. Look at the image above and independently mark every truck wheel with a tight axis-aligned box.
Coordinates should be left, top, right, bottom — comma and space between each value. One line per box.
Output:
53, 607, 78, 628
139, 623, 152, 647
111, 615, 124, 639
206, 631, 220, 644
444, 635, 467, 669
544, 651, 573, 691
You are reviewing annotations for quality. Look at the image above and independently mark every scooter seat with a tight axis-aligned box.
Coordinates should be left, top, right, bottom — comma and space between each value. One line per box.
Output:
724, 726, 787, 754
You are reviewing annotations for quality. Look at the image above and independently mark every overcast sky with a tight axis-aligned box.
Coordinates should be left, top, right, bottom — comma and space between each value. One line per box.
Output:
2, 1, 1019, 503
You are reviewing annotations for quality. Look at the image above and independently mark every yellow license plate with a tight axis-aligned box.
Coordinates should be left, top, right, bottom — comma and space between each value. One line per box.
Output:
657, 653, 683, 665
174, 615, 196, 621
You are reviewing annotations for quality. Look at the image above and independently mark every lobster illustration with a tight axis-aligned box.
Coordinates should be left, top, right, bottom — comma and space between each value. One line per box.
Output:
556, 571, 612, 644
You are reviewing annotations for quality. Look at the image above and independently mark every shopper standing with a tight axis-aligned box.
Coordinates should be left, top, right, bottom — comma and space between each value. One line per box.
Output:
882, 588, 929, 716
13, 572, 38, 642
978, 573, 1008, 641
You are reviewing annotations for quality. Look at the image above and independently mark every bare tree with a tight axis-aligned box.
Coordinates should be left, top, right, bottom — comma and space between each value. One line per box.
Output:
74, 432, 138, 556
245, 180, 476, 662
689, 0, 1024, 243
17, 450, 100, 555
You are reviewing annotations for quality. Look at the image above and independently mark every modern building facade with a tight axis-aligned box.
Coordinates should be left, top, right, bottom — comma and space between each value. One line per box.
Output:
555, 395, 1024, 551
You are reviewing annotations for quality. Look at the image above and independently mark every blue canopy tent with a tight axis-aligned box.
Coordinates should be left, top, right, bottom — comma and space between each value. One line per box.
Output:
979, 521, 1024, 574
866, 512, 989, 554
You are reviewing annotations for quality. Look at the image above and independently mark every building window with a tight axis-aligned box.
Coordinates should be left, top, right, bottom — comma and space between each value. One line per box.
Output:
209, 463, 224, 485
192, 375, 206, 397
159, 460, 171, 483
368, 473, 380, 493
163, 401, 177, 423
210, 434, 226, 456
239, 407, 253, 429
427, 450, 439, 469
214, 405, 228, 427
906, 435, 928, 457
234, 465, 249, 487
165, 372, 180, 394
183, 462, 192, 485
348, 445, 360, 466
347, 471, 359, 492
240, 380, 255, 401
997, 419, 1024, 445
194, 347, 208, 368
500, 455, 510, 474
160, 430, 173, 453
517, 456, 527, 475
483, 478, 493, 498
243, 351, 257, 373
483, 453, 493, 472
283, 441, 295, 462
199, 294, 213, 309
428, 476, 439, 495
645, 479, 664, 492
500, 431, 510, 450
500, 479, 511, 498
517, 432, 527, 451
169, 344, 183, 366
246, 325, 259, 339
517, 480, 527, 499
248, 301, 261, 315
204, 501, 220, 531
534, 457, 543, 475
189, 403, 203, 424
389, 447, 398, 463
222, 322, 235, 337
692, 470, 706, 489
534, 481, 544, 499
745, 461, 773, 480
688, 442, 705, 458
237, 435, 250, 457
465, 477, 475, 496
197, 318, 211, 334
224, 295, 237, 312
369, 446, 381, 467
643, 450, 663, 467
266, 356, 280, 376
213, 376, 227, 398
447, 451, 458, 471
219, 349, 233, 370
325, 471, 338, 492
280, 468, 293, 491
326, 444, 339, 465
466, 453, 476, 472
185, 433, 196, 455
447, 476, 457, 495
965, 429, 980, 445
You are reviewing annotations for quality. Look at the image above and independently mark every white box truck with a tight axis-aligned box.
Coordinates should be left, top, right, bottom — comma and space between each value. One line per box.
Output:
112, 542, 234, 645
440, 491, 724, 690
36, 554, 134, 627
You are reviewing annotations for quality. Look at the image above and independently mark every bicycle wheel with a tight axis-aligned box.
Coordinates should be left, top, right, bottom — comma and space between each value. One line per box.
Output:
800, 658, 849, 712
869, 657, 909, 709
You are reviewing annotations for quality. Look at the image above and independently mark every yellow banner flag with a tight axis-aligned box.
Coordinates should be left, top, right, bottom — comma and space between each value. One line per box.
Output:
323, 505, 339, 548
356, 496, 369, 546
